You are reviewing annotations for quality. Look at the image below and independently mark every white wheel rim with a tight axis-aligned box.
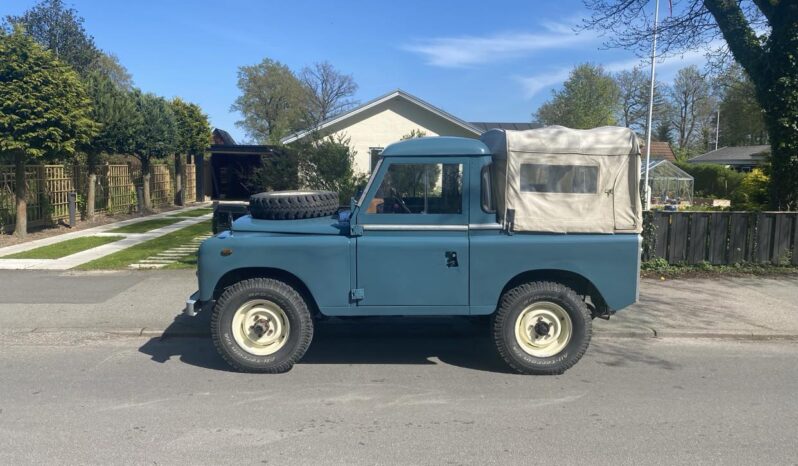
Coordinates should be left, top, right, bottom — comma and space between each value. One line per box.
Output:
231, 299, 290, 356
514, 302, 573, 358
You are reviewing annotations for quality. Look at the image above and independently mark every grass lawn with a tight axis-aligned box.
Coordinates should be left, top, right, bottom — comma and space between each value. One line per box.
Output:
108, 217, 184, 234
170, 208, 213, 218
2, 236, 125, 259
77, 220, 211, 270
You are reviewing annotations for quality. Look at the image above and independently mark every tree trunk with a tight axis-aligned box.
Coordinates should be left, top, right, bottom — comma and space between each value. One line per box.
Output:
175, 154, 183, 206
86, 173, 96, 219
141, 157, 152, 212
13, 152, 27, 238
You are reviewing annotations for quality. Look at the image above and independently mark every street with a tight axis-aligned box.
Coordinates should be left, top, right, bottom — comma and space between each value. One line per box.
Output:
1, 332, 797, 464
1, 270, 798, 464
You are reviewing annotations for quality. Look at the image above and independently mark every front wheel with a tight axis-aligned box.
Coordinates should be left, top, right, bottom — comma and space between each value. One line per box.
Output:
492, 281, 591, 375
211, 278, 314, 373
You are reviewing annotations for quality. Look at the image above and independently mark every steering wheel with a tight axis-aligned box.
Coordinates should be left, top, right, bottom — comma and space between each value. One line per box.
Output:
390, 187, 412, 213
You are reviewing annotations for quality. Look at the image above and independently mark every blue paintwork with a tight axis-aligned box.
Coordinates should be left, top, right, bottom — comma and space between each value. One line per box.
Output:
195, 138, 641, 316
381, 136, 490, 157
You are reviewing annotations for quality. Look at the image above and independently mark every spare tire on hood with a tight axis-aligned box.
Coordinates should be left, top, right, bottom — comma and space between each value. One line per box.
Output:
249, 191, 339, 220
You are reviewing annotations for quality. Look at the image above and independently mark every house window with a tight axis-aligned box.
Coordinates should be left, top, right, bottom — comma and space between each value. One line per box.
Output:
369, 147, 384, 173
367, 163, 462, 214
520, 164, 598, 194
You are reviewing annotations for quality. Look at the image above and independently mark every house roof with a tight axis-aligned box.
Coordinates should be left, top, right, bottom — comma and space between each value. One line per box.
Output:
688, 145, 770, 165
469, 122, 541, 132
212, 128, 236, 145
641, 141, 675, 161
280, 89, 483, 144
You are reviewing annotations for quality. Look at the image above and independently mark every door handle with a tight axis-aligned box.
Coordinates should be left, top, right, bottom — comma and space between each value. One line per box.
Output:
445, 251, 458, 268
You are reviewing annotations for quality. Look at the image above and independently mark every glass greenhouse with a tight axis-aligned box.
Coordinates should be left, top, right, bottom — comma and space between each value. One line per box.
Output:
641, 159, 694, 206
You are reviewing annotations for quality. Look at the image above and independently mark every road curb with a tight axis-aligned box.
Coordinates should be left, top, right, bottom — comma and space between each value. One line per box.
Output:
6, 327, 798, 341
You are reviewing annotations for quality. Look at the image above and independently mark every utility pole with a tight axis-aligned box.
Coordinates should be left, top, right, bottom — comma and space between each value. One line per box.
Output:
715, 108, 720, 151
643, 0, 660, 211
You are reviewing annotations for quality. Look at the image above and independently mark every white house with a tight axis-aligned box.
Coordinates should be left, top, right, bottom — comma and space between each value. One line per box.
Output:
281, 89, 536, 174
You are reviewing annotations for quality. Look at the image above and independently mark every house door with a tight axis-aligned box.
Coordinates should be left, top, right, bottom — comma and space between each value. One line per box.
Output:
355, 159, 469, 308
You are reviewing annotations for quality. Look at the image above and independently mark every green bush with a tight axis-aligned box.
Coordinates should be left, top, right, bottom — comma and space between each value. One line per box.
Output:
730, 168, 770, 211
675, 161, 744, 199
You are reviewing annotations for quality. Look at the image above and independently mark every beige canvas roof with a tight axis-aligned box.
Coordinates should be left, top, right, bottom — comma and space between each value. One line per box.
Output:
481, 126, 642, 234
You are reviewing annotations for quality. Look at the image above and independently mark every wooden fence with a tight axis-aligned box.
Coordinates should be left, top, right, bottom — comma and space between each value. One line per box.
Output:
0, 162, 195, 232
644, 211, 798, 265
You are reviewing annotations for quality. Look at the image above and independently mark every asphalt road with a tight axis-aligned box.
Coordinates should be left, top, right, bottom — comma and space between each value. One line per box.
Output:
1, 330, 797, 465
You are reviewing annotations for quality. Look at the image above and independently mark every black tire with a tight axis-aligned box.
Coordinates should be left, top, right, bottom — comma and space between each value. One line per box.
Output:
249, 191, 339, 220
492, 281, 591, 375
211, 278, 313, 373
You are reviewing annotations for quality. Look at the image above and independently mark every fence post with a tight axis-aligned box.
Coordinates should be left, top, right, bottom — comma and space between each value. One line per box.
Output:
68, 191, 77, 227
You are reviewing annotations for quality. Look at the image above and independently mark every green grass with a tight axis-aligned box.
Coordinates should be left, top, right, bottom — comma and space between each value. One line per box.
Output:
108, 217, 184, 234
77, 220, 211, 270
2, 236, 125, 259
170, 208, 213, 218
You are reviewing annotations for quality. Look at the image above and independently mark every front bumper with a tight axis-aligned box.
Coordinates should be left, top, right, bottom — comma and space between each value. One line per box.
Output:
185, 291, 213, 317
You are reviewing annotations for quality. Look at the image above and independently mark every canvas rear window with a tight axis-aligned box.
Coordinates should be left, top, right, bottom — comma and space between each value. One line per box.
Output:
520, 164, 598, 194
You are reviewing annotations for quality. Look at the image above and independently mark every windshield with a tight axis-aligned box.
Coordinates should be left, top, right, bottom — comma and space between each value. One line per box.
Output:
357, 159, 382, 207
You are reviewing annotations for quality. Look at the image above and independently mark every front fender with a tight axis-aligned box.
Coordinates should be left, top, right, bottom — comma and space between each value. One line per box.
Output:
197, 232, 352, 308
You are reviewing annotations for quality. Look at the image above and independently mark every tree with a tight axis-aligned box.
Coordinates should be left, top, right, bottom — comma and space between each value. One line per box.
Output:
669, 66, 715, 153
0, 28, 97, 237
296, 134, 367, 204
614, 67, 669, 133
171, 98, 210, 204
231, 58, 308, 144
716, 65, 768, 146
582, 0, 798, 209
131, 90, 176, 210
4, 0, 99, 75
91, 51, 133, 90
299, 61, 359, 126
82, 71, 140, 217
534, 64, 620, 128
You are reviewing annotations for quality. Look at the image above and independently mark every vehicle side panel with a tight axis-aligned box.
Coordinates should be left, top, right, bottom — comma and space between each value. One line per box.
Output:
197, 232, 352, 308
469, 231, 640, 313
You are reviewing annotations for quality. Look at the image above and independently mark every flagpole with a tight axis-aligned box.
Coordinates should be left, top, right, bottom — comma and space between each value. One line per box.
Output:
643, 0, 660, 211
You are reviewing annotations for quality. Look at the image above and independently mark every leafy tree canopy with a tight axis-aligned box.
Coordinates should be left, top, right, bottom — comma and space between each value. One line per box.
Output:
131, 90, 176, 169
171, 98, 211, 157
83, 71, 140, 164
534, 64, 620, 129
0, 26, 97, 160
231, 58, 308, 144
4, 0, 99, 75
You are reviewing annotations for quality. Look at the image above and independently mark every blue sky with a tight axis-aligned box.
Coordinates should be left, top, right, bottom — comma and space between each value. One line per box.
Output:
2, 0, 711, 143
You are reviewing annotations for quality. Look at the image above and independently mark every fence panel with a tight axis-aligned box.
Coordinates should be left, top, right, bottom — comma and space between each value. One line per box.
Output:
709, 213, 729, 265
646, 211, 797, 266
755, 213, 773, 264
150, 165, 172, 208
773, 214, 793, 265
688, 213, 709, 264
108, 165, 135, 214
184, 163, 196, 204
667, 213, 689, 263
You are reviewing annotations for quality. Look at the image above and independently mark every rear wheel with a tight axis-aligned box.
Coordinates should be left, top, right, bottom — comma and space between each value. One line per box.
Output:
211, 278, 313, 373
492, 281, 591, 375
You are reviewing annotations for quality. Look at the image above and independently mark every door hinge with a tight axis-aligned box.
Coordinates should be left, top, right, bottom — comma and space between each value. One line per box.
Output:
350, 288, 365, 301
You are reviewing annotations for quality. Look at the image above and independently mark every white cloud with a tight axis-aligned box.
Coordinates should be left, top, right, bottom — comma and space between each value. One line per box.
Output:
403, 21, 597, 68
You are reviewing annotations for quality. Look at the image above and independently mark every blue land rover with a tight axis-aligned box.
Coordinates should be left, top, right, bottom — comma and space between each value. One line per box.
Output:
186, 126, 642, 374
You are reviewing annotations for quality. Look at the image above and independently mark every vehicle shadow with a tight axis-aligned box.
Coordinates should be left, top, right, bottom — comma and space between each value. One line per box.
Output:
138, 313, 513, 374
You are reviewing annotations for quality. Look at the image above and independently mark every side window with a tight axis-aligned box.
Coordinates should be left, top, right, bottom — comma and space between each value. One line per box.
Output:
367, 163, 463, 214
481, 164, 496, 213
520, 164, 598, 194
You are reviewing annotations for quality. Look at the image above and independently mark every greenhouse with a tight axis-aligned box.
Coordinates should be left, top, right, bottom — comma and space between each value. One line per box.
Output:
641, 159, 694, 206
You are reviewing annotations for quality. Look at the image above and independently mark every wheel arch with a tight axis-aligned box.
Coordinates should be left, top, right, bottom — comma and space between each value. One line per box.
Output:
499, 269, 609, 318
213, 267, 321, 317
